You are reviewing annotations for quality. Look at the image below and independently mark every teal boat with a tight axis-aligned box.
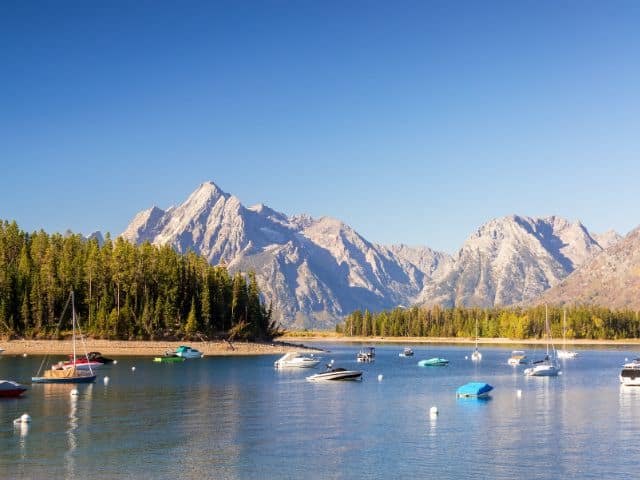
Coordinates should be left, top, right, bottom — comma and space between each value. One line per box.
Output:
418, 358, 449, 367
153, 355, 185, 363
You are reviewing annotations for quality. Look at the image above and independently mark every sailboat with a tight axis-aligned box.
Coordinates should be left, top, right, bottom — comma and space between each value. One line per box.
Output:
557, 308, 578, 359
32, 291, 96, 384
524, 305, 560, 377
471, 317, 482, 361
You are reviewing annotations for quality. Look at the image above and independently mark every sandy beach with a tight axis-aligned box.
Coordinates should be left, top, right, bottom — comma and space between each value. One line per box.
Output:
0, 338, 323, 357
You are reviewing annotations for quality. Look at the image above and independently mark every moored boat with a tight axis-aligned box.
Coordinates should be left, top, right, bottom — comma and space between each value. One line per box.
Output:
523, 305, 560, 377
356, 347, 375, 363
399, 347, 414, 357
274, 352, 321, 368
620, 358, 640, 386
508, 351, 527, 366
0, 380, 28, 397
306, 368, 363, 382
172, 345, 203, 359
418, 358, 449, 367
456, 382, 493, 397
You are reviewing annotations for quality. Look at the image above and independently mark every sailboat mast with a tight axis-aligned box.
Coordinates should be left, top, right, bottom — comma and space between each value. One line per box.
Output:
545, 304, 549, 356
72, 290, 77, 365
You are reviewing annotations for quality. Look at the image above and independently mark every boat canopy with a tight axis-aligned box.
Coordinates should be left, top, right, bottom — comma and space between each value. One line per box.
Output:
456, 382, 494, 397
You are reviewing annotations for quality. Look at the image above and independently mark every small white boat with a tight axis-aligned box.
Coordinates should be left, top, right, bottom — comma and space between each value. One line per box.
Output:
508, 351, 527, 366
0, 346, 4, 355
173, 346, 203, 359
620, 358, 640, 386
356, 347, 375, 363
306, 368, 363, 382
557, 309, 578, 359
471, 317, 482, 361
274, 352, 321, 369
399, 347, 414, 357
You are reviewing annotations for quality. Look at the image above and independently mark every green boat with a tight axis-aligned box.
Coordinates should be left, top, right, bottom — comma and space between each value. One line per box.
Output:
153, 355, 185, 363
418, 358, 449, 367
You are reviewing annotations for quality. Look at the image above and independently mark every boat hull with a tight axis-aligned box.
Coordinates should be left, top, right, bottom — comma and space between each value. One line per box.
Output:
31, 375, 96, 384
524, 365, 560, 377
306, 370, 363, 381
418, 358, 449, 367
0, 381, 28, 397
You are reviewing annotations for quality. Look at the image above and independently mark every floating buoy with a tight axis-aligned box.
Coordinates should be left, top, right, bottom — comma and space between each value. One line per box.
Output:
131, 366, 136, 372
429, 406, 438, 417
625, 357, 629, 362
113, 360, 118, 365
13, 413, 31, 425
22, 353, 27, 357
377, 374, 384, 382
70, 388, 79, 396
517, 389, 522, 398
103, 376, 110, 385
465, 356, 469, 360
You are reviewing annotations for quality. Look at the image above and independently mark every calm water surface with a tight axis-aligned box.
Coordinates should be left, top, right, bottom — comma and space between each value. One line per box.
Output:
2, 344, 640, 479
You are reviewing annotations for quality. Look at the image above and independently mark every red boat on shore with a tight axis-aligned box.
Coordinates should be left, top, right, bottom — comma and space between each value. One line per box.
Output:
0, 380, 28, 398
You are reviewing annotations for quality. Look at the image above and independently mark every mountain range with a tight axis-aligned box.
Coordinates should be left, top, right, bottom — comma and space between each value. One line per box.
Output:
121, 181, 624, 328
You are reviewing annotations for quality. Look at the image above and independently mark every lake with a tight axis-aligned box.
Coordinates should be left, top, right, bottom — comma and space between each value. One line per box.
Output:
1, 344, 640, 479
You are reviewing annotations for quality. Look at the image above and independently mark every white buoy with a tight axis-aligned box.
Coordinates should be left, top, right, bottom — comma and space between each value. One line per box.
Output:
465, 355, 468, 360
625, 357, 629, 362
517, 389, 522, 398
103, 376, 110, 385
429, 406, 438, 417
22, 353, 27, 357
113, 360, 118, 365
13, 413, 31, 425
70, 388, 79, 396
377, 374, 384, 382
131, 366, 136, 372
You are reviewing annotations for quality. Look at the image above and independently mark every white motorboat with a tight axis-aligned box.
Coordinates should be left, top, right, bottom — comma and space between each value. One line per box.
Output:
620, 358, 640, 386
274, 352, 321, 369
306, 368, 363, 382
356, 347, 375, 363
399, 347, 414, 357
524, 305, 560, 377
557, 309, 578, 359
508, 351, 527, 366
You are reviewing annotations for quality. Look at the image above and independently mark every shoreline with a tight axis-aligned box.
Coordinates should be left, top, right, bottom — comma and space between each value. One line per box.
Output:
0, 339, 323, 357
279, 335, 640, 346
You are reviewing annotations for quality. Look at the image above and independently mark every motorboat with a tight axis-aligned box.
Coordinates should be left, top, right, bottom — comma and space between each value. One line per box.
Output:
0, 346, 4, 355
508, 351, 528, 366
306, 367, 363, 382
399, 347, 414, 357
274, 352, 321, 368
58, 355, 105, 371
456, 382, 493, 398
0, 380, 28, 397
153, 354, 185, 363
87, 352, 114, 363
523, 306, 560, 377
356, 347, 375, 363
172, 345, 203, 359
620, 358, 640, 386
32, 291, 96, 384
557, 309, 578, 359
418, 358, 449, 367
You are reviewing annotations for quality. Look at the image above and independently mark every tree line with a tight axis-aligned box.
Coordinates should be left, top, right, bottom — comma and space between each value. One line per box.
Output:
0, 220, 280, 340
338, 304, 640, 340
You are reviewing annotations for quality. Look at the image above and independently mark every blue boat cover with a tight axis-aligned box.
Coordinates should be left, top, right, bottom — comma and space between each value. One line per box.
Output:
456, 382, 493, 396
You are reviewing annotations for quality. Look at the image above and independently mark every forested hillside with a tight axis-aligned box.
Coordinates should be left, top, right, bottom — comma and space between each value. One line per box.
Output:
0, 220, 278, 340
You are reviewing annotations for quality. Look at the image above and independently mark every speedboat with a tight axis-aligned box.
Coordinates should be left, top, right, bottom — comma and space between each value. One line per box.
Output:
0, 380, 28, 397
306, 368, 363, 382
399, 347, 414, 357
87, 352, 114, 363
524, 356, 560, 377
356, 347, 375, 363
173, 346, 203, 359
418, 358, 449, 367
58, 355, 104, 371
456, 382, 493, 398
508, 351, 527, 366
274, 352, 321, 368
620, 358, 640, 386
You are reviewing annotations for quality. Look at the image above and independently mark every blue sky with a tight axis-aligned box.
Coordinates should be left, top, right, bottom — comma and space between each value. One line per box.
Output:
1, 1, 639, 252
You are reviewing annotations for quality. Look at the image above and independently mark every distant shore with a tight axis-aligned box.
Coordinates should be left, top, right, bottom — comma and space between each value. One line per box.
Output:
0, 339, 323, 357
279, 333, 640, 346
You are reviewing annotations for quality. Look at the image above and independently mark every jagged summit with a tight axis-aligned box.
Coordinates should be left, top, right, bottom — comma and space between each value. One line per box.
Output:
121, 182, 621, 327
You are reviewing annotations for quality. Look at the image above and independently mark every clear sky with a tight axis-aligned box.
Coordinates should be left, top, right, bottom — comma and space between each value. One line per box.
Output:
1, 1, 639, 253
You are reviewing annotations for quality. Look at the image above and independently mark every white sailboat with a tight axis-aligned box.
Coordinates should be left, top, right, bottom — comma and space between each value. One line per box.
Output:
471, 317, 482, 361
524, 305, 560, 377
557, 308, 578, 359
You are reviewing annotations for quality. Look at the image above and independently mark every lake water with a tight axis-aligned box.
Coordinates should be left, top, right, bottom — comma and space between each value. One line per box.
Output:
2, 344, 640, 479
